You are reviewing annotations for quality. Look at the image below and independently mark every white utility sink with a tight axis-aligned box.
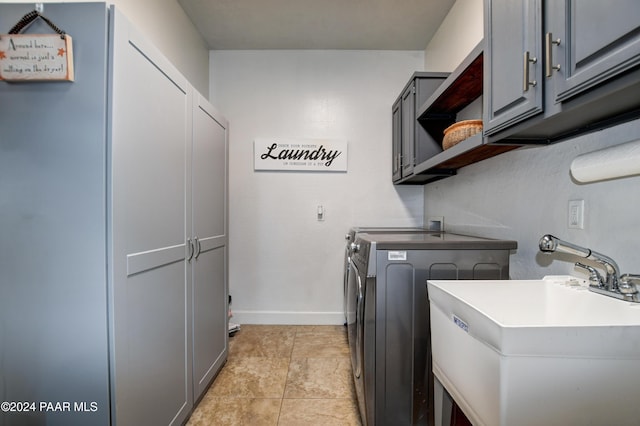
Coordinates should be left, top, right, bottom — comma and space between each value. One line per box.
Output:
427, 276, 640, 426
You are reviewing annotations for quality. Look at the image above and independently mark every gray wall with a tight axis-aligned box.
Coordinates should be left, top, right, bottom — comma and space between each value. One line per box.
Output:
422, 0, 640, 281
424, 119, 640, 280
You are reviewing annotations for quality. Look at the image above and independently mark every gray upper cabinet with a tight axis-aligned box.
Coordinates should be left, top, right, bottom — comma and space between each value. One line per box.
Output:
484, 0, 543, 135
484, 0, 640, 142
392, 73, 449, 183
395, 43, 521, 185
547, 0, 640, 103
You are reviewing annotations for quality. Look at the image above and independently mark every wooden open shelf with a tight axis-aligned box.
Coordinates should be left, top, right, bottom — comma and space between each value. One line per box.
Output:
396, 41, 520, 185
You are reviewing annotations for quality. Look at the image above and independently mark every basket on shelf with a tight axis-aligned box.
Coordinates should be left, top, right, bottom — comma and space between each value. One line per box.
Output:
442, 119, 483, 150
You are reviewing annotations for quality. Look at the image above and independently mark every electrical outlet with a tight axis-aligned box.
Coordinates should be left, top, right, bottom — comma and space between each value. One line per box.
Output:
427, 216, 444, 232
568, 200, 584, 229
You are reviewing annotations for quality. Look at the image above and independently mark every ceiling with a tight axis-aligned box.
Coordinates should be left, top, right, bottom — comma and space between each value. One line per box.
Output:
178, 0, 457, 50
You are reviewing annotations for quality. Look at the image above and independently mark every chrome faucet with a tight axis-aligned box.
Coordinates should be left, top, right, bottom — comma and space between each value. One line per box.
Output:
539, 234, 640, 303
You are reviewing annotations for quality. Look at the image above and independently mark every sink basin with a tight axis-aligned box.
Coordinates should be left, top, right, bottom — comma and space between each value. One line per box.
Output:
427, 276, 640, 426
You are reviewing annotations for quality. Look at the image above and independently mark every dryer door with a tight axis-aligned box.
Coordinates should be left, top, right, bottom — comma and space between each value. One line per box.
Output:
343, 241, 352, 323
346, 258, 367, 424
346, 258, 363, 377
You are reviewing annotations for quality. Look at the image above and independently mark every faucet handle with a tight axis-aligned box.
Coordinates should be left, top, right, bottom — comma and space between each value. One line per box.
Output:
619, 274, 640, 294
575, 262, 604, 287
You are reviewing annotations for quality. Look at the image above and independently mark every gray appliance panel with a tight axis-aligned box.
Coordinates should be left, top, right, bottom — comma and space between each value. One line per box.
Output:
350, 233, 515, 426
356, 232, 516, 278
357, 231, 518, 251
370, 248, 510, 425
346, 226, 428, 241
343, 227, 431, 322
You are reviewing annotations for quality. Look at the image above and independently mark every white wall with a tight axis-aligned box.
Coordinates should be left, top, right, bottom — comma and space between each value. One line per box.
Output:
423, 0, 640, 281
113, 0, 209, 94
423, 0, 483, 71
210, 50, 426, 324
8, 0, 210, 94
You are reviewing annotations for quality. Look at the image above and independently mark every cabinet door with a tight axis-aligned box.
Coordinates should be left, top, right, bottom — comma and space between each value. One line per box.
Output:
191, 94, 229, 400
547, 0, 640, 102
392, 99, 402, 181
109, 8, 192, 425
484, 0, 543, 135
401, 84, 416, 177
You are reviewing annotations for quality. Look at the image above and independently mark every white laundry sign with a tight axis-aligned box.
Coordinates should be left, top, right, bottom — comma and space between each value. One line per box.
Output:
254, 138, 347, 171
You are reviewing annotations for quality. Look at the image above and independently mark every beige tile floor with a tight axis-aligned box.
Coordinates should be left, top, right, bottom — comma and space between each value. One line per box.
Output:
187, 324, 362, 426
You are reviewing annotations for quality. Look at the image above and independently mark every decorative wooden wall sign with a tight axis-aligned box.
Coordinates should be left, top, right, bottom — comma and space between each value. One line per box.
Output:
0, 34, 74, 81
254, 138, 348, 172
0, 10, 74, 82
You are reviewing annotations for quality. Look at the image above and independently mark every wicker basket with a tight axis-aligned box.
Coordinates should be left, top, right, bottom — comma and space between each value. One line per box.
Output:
442, 119, 483, 150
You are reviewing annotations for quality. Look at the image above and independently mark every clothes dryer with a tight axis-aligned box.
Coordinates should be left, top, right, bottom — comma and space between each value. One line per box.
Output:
346, 232, 516, 426
343, 227, 428, 323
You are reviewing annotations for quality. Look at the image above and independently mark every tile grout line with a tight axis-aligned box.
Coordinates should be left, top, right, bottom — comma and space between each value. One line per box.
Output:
277, 325, 297, 425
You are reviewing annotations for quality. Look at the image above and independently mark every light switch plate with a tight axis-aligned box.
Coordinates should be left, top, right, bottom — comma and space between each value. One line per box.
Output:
568, 200, 584, 229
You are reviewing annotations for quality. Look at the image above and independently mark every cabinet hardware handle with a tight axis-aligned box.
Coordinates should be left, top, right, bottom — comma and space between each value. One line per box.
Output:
187, 238, 194, 262
194, 237, 202, 260
545, 33, 561, 77
523, 51, 538, 92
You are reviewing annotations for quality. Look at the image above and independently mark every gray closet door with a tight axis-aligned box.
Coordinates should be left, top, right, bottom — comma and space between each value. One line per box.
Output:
191, 94, 229, 400
109, 7, 191, 425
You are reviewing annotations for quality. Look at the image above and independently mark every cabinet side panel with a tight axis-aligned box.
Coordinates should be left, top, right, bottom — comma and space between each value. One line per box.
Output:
0, 3, 111, 425
414, 77, 449, 165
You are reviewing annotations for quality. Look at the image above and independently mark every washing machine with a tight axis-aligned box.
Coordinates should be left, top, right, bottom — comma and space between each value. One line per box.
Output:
346, 232, 517, 426
343, 227, 429, 323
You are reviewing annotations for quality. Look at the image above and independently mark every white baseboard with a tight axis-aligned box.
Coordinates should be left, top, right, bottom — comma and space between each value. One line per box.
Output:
231, 310, 345, 325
